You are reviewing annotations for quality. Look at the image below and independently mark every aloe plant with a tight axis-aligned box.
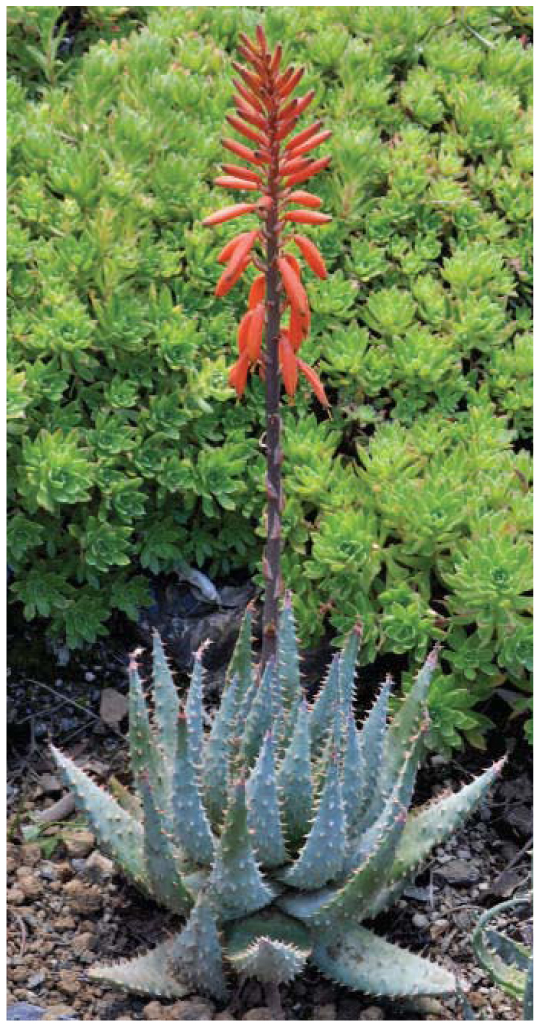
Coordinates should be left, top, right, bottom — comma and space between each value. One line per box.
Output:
472, 896, 533, 1020
51, 598, 503, 1014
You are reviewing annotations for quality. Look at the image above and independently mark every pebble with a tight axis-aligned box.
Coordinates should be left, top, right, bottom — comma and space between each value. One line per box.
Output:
242, 1010, 273, 1021
85, 850, 115, 880
63, 879, 102, 913
412, 912, 430, 929
64, 831, 95, 859
72, 931, 96, 953
8, 888, 26, 905
416, 998, 446, 1016
42, 1004, 77, 1021
54, 915, 76, 929
313, 1002, 337, 1019
15, 870, 42, 899
170, 999, 216, 1020
339, 997, 362, 1019
7, 1003, 45, 1021
58, 971, 80, 997
435, 858, 480, 885
27, 972, 46, 989
21, 844, 42, 866
143, 1001, 174, 1020
362, 1007, 385, 1020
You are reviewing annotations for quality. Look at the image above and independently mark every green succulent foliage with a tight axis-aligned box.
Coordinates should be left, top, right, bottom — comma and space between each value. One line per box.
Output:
7, 6, 532, 747
51, 604, 503, 1003
472, 897, 533, 1018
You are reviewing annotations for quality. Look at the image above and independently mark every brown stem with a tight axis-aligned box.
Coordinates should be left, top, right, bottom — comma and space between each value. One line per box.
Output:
264, 980, 284, 1019
261, 74, 282, 670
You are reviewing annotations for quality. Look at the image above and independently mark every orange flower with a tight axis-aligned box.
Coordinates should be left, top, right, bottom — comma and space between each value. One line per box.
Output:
228, 351, 251, 397
292, 234, 327, 279
297, 358, 329, 407
203, 25, 332, 406
282, 210, 332, 225
279, 334, 299, 397
203, 203, 257, 226
277, 257, 309, 318
215, 230, 259, 297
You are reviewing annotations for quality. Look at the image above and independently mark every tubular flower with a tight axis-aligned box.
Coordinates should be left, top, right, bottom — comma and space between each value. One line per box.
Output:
203, 25, 331, 404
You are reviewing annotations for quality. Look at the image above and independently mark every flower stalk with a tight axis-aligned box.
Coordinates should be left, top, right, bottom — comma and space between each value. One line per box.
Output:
203, 24, 332, 666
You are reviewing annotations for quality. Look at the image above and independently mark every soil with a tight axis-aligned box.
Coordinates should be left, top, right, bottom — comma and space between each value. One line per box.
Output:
7, 609, 531, 1021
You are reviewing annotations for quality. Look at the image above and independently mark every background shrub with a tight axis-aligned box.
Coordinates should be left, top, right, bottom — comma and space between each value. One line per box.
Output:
7, 5, 532, 750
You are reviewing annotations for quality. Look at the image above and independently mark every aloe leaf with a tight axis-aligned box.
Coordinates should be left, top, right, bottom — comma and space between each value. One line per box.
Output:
224, 910, 312, 985
309, 652, 340, 754
185, 649, 205, 767
246, 731, 288, 868
140, 773, 193, 915
51, 744, 147, 889
172, 713, 215, 865
151, 632, 179, 764
277, 699, 313, 850
202, 673, 239, 830
364, 758, 505, 919
88, 936, 191, 999
312, 924, 456, 997
277, 591, 303, 714
227, 935, 309, 984
210, 779, 275, 920
278, 754, 346, 889
167, 895, 228, 1000
381, 646, 439, 789
241, 658, 276, 765
338, 623, 362, 716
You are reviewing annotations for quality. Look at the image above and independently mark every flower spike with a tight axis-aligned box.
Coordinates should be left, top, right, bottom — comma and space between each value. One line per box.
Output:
203, 25, 332, 407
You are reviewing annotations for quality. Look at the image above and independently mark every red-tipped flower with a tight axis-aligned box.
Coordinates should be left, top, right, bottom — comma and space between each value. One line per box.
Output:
203, 25, 331, 405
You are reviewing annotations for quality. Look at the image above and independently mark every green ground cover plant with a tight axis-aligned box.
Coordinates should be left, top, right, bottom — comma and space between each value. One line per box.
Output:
7, 5, 532, 750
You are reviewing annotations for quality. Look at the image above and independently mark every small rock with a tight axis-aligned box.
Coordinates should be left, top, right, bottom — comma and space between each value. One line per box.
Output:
64, 831, 95, 859
38, 774, 62, 794
85, 850, 114, 881
506, 805, 531, 836
7, 1003, 45, 1021
58, 971, 79, 997
242, 1010, 273, 1021
84, 671, 96, 682
313, 1003, 337, 1019
54, 915, 76, 929
430, 754, 447, 767
20, 844, 42, 866
100, 687, 129, 726
362, 1007, 385, 1020
8, 887, 26, 905
339, 997, 362, 1020
214, 1012, 237, 1021
42, 1004, 77, 1021
169, 999, 216, 1020
412, 912, 430, 929
143, 1001, 172, 1020
468, 992, 488, 1010
72, 931, 96, 953
15, 873, 42, 899
63, 879, 102, 913
39, 863, 59, 882
416, 998, 446, 1016
27, 972, 46, 989
241, 981, 262, 1007
456, 847, 471, 860
435, 858, 480, 886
